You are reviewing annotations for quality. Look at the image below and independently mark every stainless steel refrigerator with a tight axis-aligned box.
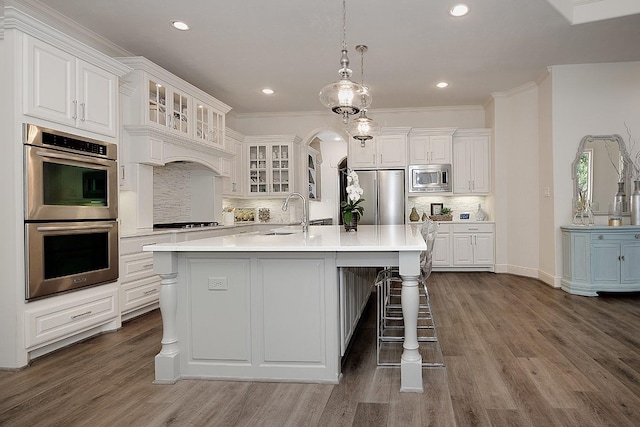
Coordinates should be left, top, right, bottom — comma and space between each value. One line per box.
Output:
348, 169, 406, 225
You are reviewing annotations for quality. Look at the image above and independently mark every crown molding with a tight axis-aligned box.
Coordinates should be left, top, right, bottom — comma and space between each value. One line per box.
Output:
2, 5, 130, 77
3, 0, 131, 57
234, 104, 485, 120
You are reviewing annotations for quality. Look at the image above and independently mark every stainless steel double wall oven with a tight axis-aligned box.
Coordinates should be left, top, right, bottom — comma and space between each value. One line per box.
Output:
24, 124, 119, 300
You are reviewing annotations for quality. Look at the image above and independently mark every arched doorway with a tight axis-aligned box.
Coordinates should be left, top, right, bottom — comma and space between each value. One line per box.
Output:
300, 129, 348, 225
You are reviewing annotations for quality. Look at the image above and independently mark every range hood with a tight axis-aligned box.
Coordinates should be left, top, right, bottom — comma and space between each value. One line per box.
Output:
124, 125, 234, 176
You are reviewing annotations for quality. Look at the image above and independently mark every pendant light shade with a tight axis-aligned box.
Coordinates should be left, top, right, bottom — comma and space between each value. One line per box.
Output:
319, 0, 371, 124
346, 45, 379, 145
348, 109, 380, 146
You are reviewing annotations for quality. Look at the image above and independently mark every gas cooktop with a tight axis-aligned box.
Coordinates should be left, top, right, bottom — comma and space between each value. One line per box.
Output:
153, 221, 219, 229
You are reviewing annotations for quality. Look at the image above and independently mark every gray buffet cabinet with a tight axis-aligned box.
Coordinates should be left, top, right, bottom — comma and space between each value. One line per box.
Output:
561, 225, 640, 296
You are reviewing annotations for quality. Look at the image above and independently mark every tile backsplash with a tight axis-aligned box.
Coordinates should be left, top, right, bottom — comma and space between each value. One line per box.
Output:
223, 198, 298, 223
409, 195, 489, 221
153, 163, 192, 223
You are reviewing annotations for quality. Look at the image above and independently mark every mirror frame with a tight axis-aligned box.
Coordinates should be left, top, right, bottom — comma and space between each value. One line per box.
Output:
572, 134, 632, 215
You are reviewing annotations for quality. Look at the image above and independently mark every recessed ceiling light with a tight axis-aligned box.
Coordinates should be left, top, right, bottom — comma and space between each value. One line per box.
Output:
262, 88, 274, 95
171, 20, 190, 31
450, 4, 469, 17
436, 81, 449, 88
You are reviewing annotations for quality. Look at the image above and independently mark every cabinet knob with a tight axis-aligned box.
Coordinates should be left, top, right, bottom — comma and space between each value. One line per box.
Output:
598, 235, 604, 240
635, 234, 640, 239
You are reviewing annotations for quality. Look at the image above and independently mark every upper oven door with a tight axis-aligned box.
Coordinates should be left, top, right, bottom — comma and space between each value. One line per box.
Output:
24, 144, 118, 221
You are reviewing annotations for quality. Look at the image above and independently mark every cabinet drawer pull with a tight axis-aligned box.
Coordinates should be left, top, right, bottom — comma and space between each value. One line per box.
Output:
143, 263, 154, 268
72, 100, 78, 119
80, 102, 86, 121
143, 289, 158, 295
598, 235, 604, 240
635, 234, 640, 239
468, 228, 478, 231
71, 310, 92, 320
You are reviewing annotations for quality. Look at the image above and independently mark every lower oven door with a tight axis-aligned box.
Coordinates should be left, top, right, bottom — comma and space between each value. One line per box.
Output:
25, 220, 119, 300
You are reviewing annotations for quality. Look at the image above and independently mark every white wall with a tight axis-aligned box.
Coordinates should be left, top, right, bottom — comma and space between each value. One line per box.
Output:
493, 84, 541, 279
538, 72, 557, 285
550, 62, 640, 279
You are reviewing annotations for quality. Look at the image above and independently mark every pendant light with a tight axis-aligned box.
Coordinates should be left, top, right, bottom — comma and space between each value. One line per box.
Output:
319, 0, 372, 124
347, 45, 379, 146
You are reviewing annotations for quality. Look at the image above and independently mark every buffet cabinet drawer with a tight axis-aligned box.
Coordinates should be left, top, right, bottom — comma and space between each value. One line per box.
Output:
120, 275, 161, 314
591, 232, 640, 242
25, 288, 117, 348
120, 252, 155, 283
120, 234, 172, 256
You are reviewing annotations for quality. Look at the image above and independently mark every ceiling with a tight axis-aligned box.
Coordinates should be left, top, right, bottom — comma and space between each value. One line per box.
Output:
23, 0, 640, 115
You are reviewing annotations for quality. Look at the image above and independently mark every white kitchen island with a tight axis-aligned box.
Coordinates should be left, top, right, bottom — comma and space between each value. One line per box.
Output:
144, 224, 427, 392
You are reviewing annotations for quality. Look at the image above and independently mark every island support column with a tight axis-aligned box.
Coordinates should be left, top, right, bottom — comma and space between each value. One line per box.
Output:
398, 250, 423, 393
152, 252, 181, 384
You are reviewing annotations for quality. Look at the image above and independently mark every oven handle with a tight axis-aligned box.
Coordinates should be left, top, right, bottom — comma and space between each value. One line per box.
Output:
36, 223, 115, 232
35, 149, 113, 167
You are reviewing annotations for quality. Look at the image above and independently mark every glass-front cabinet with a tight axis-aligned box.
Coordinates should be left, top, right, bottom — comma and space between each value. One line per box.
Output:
194, 99, 223, 145
248, 143, 290, 195
271, 145, 290, 193
146, 78, 190, 137
147, 80, 168, 127
248, 145, 269, 194
245, 136, 300, 196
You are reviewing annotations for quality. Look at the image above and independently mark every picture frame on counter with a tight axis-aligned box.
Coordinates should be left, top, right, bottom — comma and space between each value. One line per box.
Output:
430, 203, 443, 215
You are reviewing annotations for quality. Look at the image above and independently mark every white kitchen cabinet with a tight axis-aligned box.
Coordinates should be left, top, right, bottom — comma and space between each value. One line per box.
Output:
24, 35, 118, 137
348, 128, 409, 168
146, 76, 190, 137
223, 128, 244, 196
408, 129, 455, 165
194, 98, 224, 146
118, 57, 231, 169
119, 233, 172, 321
452, 223, 495, 266
245, 135, 301, 196
561, 226, 640, 296
453, 130, 491, 194
24, 287, 118, 349
432, 223, 452, 267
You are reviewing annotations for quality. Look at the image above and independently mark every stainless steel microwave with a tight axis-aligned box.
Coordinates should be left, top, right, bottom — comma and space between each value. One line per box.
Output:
408, 164, 452, 193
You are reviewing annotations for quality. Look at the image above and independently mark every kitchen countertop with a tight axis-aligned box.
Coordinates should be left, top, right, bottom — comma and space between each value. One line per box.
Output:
121, 221, 294, 238
143, 224, 427, 253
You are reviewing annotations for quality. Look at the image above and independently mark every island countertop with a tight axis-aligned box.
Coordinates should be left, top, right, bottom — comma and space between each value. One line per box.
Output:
143, 224, 427, 253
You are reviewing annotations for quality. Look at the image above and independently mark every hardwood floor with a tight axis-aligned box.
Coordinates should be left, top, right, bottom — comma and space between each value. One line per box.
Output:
2, 272, 640, 426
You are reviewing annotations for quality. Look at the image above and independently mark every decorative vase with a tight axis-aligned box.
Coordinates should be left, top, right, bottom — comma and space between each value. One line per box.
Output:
409, 207, 420, 222
630, 180, 640, 225
614, 181, 627, 212
475, 204, 487, 221
343, 212, 359, 232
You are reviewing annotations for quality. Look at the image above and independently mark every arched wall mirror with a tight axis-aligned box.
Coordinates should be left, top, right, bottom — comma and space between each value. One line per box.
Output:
572, 134, 632, 215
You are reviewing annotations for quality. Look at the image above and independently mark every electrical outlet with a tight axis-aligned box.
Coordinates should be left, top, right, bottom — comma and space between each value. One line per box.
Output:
208, 277, 227, 290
